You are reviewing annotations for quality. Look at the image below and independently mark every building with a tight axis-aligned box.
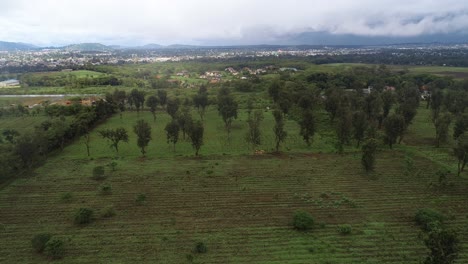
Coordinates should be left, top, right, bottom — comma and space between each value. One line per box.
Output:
0, 79, 20, 87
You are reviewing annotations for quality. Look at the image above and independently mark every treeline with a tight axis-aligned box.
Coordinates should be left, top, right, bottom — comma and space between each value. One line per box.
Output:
20, 73, 122, 87
0, 100, 116, 183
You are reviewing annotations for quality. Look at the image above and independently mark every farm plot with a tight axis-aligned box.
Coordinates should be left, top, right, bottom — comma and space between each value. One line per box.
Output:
0, 149, 467, 263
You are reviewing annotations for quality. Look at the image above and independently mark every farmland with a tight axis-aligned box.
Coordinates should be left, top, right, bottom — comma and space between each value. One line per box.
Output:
0, 60, 467, 263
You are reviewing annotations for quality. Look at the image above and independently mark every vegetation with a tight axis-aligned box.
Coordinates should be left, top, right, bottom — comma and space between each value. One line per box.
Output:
293, 211, 315, 231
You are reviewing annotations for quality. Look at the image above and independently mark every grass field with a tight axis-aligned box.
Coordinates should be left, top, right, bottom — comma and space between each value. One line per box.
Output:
33, 70, 107, 79
0, 104, 467, 263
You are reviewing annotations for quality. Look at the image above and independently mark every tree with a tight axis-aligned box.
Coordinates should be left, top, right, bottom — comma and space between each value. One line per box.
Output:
193, 85, 209, 120
434, 113, 452, 148
424, 229, 459, 264
133, 120, 152, 156
157, 90, 168, 109
453, 114, 468, 140
165, 120, 179, 152
383, 114, 406, 149
217, 87, 238, 136
298, 109, 315, 146
166, 98, 180, 119
363, 91, 382, 121
128, 89, 145, 114
2, 129, 20, 144
430, 88, 444, 121
361, 138, 378, 172
273, 109, 287, 152
112, 89, 127, 119
188, 120, 204, 156
145, 95, 159, 122
381, 90, 395, 119
324, 88, 341, 122
352, 111, 368, 147
335, 106, 352, 153
245, 110, 263, 150
454, 135, 468, 176
14, 133, 39, 168
99, 128, 129, 153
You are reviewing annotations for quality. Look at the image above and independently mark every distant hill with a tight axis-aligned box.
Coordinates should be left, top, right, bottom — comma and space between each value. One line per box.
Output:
0, 41, 37, 51
63, 43, 113, 52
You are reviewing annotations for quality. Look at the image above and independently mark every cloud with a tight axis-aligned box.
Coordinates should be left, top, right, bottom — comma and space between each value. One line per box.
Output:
0, 0, 467, 45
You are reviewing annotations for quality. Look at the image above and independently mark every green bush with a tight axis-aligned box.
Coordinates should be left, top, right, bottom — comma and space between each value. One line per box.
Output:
44, 238, 64, 260
338, 224, 352, 235
60, 192, 73, 202
136, 193, 146, 205
194, 242, 207, 253
415, 208, 445, 232
74, 208, 94, 225
102, 206, 116, 218
293, 211, 314, 231
91, 166, 106, 181
100, 184, 112, 195
31, 233, 52, 253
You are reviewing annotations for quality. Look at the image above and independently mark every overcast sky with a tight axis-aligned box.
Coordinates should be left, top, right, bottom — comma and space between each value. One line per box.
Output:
1, 0, 468, 46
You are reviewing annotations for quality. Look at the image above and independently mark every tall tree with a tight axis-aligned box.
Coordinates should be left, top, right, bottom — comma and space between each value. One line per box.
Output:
99, 128, 129, 153
383, 114, 406, 149
157, 90, 168, 109
217, 87, 238, 136
453, 113, 468, 140
424, 229, 459, 264
381, 90, 395, 119
434, 113, 452, 148
335, 109, 352, 154
454, 135, 468, 176
273, 109, 287, 152
430, 88, 444, 121
128, 89, 145, 115
145, 95, 159, 122
112, 89, 127, 119
361, 138, 378, 172
193, 85, 209, 120
166, 98, 180, 119
352, 111, 368, 147
133, 120, 152, 156
298, 109, 316, 146
188, 120, 204, 156
177, 106, 193, 140
165, 120, 180, 152
245, 110, 263, 150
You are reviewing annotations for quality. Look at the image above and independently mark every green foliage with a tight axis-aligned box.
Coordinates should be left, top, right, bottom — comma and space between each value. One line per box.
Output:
128, 89, 145, 113
361, 138, 378, 172
136, 193, 147, 205
245, 110, 263, 149
74, 208, 94, 225
31, 233, 52, 253
415, 208, 445, 232
193, 85, 209, 120
165, 120, 180, 151
217, 87, 238, 136
133, 119, 152, 156
99, 127, 129, 153
145, 95, 159, 122
44, 238, 65, 260
298, 109, 316, 146
273, 109, 287, 152
92, 166, 106, 181
453, 134, 468, 176
188, 120, 204, 156
100, 184, 112, 195
157, 90, 168, 107
352, 111, 368, 147
424, 229, 459, 264
293, 211, 314, 231
102, 206, 116, 218
338, 224, 352, 235
434, 113, 451, 147
60, 192, 73, 202
166, 98, 180, 119
383, 114, 406, 148
194, 242, 207, 253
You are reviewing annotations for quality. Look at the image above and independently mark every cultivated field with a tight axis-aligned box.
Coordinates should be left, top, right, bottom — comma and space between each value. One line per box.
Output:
0, 105, 467, 263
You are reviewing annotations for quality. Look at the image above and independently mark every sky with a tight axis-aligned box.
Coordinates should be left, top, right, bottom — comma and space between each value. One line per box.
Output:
1, 0, 468, 46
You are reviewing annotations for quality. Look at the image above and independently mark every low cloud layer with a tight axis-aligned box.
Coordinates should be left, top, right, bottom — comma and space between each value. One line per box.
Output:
0, 0, 467, 46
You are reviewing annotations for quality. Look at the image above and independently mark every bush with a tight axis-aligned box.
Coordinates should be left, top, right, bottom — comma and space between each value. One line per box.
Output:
60, 192, 73, 202
31, 233, 52, 253
44, 238, 64, 260
293, 211, 314, 231
102, 206, 116, 218
415, 208, 445, 232
136, 193, 146, 205
91, 166, 106, 181
338, 224, 352, 235
74, 208, 94, 225
194, 242, 207, 253
100, 184, 112, 195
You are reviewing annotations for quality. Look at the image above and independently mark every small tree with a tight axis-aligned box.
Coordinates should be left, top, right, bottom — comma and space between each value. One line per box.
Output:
165, 120, 180, 152
99, 128, 129, 153
31, 233, 52, 253
166, 98, 180, 119
193, 85, 209, 120
361, 138, 378, 172
146, 95, 159, 122
352, 111, 368, 147
133, 120, 152, 156
91, 166, 106, 181
335, 110, 352, 154
453, 113, 468, 140
424, 229, 459, 264
298, 109, 315, 146
157, 90, 168, 109
454, 135, 468, 176
245, 110, 263, 150
293, 211, 314, 231
44, 238, 65, 260
74, 208, 94, 225
188, 120, 204, 156
381, 90, 395, 119
177, 106, 193, 139
128, 89, 145, 114
273, 110, 287, 152
383, 114, 406, 149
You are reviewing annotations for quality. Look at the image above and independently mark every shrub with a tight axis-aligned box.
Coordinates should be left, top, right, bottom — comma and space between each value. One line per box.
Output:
60, 192, 73, 202
194, 242, 207, 253
136, 193, 146, 205
293, 210, 314, 231
415, 208, 445, 232
102, 206, 116, 218
338, 224, 352, 235
91, 166, 106, 181
44, 238, 64, 260
31, 233, 52, 253
100, 184, 112, 195
74, 208, 94, 225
